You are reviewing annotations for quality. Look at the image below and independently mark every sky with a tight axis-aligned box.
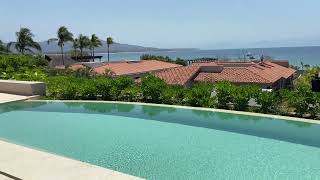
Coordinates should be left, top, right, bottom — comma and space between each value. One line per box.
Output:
1, 0, 320, 49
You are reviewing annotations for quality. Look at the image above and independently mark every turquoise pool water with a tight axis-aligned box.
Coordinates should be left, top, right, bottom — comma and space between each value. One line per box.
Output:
0, 101, 319, 179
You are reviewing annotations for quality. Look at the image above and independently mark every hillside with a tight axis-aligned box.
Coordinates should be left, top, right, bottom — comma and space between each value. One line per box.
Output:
37, 41, 197, 54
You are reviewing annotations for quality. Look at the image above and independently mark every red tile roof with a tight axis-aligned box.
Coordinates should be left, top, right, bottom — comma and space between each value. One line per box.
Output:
194, 61, 296, 84
195, 67, 270, 84
92, 60, 181, 76
155, 66, 201, 86
69, 64, 85, 71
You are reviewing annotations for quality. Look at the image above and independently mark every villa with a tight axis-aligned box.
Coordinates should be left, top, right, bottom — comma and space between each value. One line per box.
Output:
155, 60, 296, 89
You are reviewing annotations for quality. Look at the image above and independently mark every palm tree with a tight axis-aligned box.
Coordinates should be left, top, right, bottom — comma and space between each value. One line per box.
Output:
72, 38, 79, 61
106, 37, 114, 63
7, 27, 41, 54
89, 34, 102, 62
300, 61, 304, 71
48, 26, 73, 65
78, 34, 90, 58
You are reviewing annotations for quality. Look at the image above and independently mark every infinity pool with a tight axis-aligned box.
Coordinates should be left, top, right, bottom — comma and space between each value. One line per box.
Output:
0, 101, 319, 179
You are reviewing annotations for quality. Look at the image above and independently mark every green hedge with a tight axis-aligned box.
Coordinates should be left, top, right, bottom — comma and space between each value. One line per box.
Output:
44, 74, 320, 119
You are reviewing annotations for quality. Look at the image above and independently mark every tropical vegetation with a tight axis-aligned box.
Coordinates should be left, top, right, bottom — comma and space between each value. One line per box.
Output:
0, 53, 319, 120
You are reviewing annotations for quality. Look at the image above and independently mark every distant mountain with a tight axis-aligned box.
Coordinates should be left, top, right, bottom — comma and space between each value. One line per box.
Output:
37, 40, 198, 54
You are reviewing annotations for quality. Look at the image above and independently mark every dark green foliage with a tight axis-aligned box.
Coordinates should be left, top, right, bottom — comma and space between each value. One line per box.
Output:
141, 74, 167, 103
186, 83, 216, 108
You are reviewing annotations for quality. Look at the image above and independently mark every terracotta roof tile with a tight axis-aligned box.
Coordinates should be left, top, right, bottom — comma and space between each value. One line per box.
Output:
195, 67, 270, 84
155, 66, 201, 86
93, 60, 181, 76
195, 61, 296, 84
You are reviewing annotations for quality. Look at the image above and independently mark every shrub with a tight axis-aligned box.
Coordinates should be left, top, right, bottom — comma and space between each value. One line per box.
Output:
118, 86, 143, 102
141, 74, 167, 103
78, 79, 97, 100
186, 82, 216, 108
232, 86, 254, 111
215, 81, 235, 109
111, 76, 134, 99
95, 77, 113, 100
287, 85, 320, 117
0, 54, 47, 80
161, 86, 186, 105
46, 76, 79, 99
255, 91, 280, 113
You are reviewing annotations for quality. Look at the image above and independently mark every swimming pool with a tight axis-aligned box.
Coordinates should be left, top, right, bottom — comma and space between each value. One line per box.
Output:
0, 101, 319, 179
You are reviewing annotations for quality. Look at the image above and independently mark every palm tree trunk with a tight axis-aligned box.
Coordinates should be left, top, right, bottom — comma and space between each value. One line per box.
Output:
61, 45, 64, 65
92, 48, 95, 62
107, 45, 110, 63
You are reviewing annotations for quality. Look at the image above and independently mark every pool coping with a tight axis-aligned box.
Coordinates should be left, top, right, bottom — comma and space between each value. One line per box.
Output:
0, 140, 143, 180
27, 99, 320, 125
0, 93, 39, 104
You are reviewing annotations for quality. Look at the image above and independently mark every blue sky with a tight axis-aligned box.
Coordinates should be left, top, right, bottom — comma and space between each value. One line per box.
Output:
1, 0, 320, 49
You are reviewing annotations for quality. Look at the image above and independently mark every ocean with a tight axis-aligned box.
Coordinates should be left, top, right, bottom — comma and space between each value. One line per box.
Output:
97, 46, 320, 66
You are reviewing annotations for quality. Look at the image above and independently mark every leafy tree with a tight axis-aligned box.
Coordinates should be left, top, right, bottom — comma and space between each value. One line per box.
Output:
78, 34, 90, 58
89, 34, 102, 61
106, 37, 114, 63
141, 74, 167, 103
288, 85, 319, 117
7, 27, 41, 54
48, 26, 73, 65
294, 66, 320, 88
186, 82, 216, 108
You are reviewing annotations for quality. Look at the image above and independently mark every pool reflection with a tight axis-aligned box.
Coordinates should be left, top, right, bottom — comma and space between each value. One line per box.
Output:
1, 101, 319, 148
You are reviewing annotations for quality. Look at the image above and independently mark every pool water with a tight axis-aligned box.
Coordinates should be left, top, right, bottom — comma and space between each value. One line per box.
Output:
0, 101, 319, 179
